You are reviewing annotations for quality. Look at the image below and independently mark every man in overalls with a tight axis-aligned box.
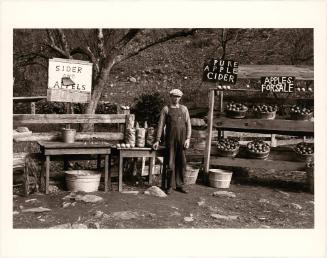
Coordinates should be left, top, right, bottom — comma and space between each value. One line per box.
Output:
153, 89, 192, 194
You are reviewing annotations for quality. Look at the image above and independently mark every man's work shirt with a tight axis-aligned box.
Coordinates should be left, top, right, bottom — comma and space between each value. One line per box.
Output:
156, 105, 192, 143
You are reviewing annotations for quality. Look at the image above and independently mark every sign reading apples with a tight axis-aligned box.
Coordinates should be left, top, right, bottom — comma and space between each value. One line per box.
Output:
261, 76, 295, 93
203, 59, 238, 84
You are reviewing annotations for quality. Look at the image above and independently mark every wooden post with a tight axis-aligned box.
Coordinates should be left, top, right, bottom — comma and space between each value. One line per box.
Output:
30, 102, 36, 115
219, 90, 224, 113
271, 134, 277, 147
204, 89, 215, 174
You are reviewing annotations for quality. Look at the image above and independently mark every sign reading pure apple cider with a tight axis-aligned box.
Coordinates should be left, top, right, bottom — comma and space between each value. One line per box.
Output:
202, 59, 238, 84
47, 58, 93, 103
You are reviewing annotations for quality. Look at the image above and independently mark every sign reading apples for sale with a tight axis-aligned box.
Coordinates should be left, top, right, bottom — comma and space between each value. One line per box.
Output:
202, 59, 238, 84
261, 76, 295, 93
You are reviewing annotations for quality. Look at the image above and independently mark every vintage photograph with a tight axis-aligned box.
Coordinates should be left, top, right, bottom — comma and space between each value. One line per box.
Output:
12, 28, 314, 229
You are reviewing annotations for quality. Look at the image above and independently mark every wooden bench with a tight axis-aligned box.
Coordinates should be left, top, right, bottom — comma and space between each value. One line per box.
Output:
13, 113, 135, 193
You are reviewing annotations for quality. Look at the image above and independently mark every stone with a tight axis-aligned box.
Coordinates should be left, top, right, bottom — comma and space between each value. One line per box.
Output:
170, 211, 181, 217
71, 223, 88, 229
211, 214, 238, 221
62, 202, 71, 208
129, 77, 137, 83
75, 194, 103, 203
49, 185, 60, 193
260, 225, 271, 229
307, 201, 314, 205
94, 210, 104, 218
25, 198, 37, 203
212, 191, 236, 198
13, 195, 18, 199
50, 223, 72, 229
145, 186, 167, 198
62, 192, 77, 200
16, 127, 30, 133
259, 199, 280, 207
290, 203, 302, 210
88, 222, 100, 229
184, 217, 194, 222
22, 207, 51, 213
197, 200, 205, 206
111, 211, 138, 220
13, 211, 19, 215
122, 191, 139, 195
276, 190, 290, 197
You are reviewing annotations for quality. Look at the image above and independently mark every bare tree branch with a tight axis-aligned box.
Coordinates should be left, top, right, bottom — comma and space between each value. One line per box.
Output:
116, 29, 141, 50
58, 29, 71, 56
117, 29, 196, 63
45, 29, 70, 58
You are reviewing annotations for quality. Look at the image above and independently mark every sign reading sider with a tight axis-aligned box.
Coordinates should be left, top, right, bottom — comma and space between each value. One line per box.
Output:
203, 59, 238, 84
261, 76, 295, 93
47, 58, 93, 103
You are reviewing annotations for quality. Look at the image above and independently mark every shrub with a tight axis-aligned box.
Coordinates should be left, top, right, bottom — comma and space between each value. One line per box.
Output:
132, 92, 165, 127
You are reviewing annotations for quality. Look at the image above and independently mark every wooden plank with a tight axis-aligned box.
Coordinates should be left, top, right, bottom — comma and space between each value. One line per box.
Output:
39, 141, 112, 149
204, 89, 215, 173
237, 65, 313, 80
214, 117, 314, 136
14, 132, 124, 142
210, 157, 306, 171
13, 114, 126, 125
47, 88, 91, 103
13, 96, 47, 102
44, 148, 111, 155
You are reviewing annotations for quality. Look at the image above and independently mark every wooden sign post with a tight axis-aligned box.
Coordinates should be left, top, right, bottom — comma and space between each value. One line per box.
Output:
202, 59, 239, 174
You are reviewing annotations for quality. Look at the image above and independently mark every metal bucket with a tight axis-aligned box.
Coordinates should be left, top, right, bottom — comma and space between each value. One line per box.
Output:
209, 169, 233, 188
62, 128, 76, 143
65, 170, 101, 192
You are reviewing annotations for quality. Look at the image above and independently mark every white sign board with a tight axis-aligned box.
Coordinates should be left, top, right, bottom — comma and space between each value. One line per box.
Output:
47, 58, 93, 103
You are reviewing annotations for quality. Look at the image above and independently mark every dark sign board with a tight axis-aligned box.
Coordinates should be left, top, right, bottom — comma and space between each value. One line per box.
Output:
261, 76, 295, 93
203, 59, 238, 84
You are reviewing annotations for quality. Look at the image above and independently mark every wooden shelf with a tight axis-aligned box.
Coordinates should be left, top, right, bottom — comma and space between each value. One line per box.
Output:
214, 116, 313, 136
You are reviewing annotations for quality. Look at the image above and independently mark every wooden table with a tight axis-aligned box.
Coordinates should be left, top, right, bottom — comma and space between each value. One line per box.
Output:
38, 141, 112, 194
113, 147, 157, 192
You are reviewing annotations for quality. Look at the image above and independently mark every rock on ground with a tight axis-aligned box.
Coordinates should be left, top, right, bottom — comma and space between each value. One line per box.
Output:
145, 186, 167, 198
50, 223, 72, 229
211, 214, 238, 221
184, 216, 194, 222
22, 207, 51, 213
93, 210, 104, 218
71, 223, 88, 229
289, 203, 302, 210
111, 211, 139, 220
212, 191, 236, 198
88, 222, 100, 229
75, 194, 103, 203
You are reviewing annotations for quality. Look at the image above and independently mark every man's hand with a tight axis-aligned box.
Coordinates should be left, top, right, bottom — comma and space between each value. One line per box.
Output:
184, 139, 190, 149
153, 141, 159, 150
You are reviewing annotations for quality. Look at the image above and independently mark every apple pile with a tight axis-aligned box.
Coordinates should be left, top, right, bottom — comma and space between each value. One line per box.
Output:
217, 138, 239, 152
294, 142, 314, 156
253, 104, 277, 113
226, 102, 248, 112
247, 140, 270, 154
290, 105, 312, 115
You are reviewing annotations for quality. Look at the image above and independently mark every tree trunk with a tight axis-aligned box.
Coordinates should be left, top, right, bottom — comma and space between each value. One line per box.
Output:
81, 57, 115, 132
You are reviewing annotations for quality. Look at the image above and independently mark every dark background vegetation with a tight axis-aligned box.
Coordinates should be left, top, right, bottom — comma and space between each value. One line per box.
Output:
13, 29, 313, 118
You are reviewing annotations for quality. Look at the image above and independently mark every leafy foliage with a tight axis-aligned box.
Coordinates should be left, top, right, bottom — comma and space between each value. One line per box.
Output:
132, 92, 165, 127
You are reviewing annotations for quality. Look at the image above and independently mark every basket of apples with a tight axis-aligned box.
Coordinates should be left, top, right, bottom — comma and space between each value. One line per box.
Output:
246, 140, 270, 159
226, 102, 248, 119
290, 105, 313, 121
294, 142, 314, 162
253, 104, 277, 120
216, 138, 240, 157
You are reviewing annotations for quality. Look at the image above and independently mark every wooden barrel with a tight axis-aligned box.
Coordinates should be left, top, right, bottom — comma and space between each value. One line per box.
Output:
184, 164, 199, 185
209, 169, 233, 188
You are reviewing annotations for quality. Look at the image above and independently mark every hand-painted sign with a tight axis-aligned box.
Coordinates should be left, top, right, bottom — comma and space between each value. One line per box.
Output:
261, 76, 295, 93
47, 58, 93, 103
203, 59, 238, 84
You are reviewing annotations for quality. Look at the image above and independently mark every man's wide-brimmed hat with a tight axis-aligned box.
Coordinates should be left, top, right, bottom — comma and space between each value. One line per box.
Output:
169, 89, 183, 97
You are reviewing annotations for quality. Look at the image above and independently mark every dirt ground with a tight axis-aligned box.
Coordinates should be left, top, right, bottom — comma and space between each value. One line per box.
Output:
13, 169, 314, 229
